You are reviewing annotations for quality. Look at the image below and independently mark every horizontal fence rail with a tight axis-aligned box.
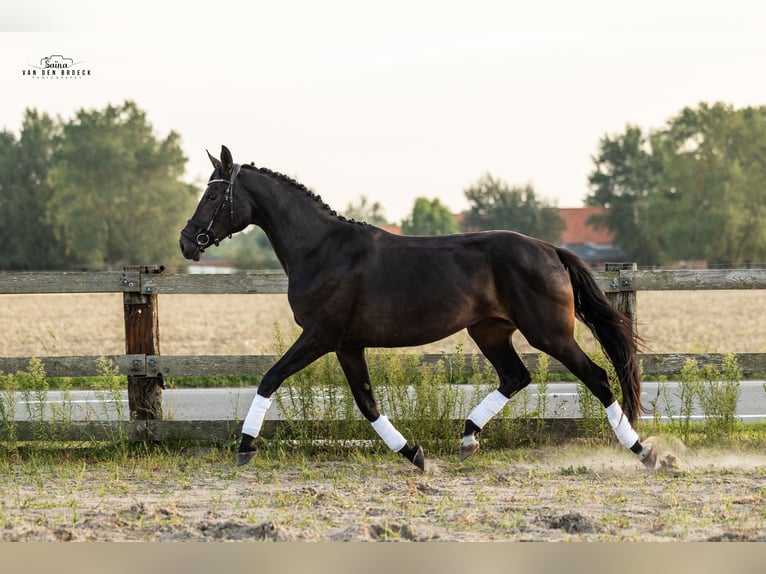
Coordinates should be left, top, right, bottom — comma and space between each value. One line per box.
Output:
3, 268, 766, 295
8, 419, 582, 443
0, 270, 289, 295
1, 352, 764, 379
2, 266, 765, 443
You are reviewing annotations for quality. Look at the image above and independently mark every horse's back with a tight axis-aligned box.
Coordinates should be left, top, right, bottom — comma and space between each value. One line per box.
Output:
379, 229, 569, 290
355, 228, 571, 308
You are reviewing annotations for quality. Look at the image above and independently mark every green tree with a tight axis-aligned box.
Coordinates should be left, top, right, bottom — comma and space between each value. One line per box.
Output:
401, 197, 459, 235
585, 125, 665, 265
586, 102, 766, 267
463, 174, 563, 243
47, 101, 197, 269
0, 109, 65, 269
343, 195, 388, 226
651, 103, 766, 266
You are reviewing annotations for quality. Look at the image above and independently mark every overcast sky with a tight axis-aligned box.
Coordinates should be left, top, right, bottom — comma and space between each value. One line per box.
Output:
2, 1, 765, 223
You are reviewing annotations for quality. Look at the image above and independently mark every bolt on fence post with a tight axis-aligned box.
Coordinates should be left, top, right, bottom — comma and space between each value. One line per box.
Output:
123, 265, 163, 420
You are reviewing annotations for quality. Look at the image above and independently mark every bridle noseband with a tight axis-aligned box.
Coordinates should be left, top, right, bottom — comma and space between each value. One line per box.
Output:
181, 163, 241, 252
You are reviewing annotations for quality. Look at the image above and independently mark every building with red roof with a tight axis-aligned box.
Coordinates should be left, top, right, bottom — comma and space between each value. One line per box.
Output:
557, 207, 623, 267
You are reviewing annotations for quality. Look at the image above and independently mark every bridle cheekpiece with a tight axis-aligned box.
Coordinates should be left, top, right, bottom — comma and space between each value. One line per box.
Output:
181, 163, 241, 252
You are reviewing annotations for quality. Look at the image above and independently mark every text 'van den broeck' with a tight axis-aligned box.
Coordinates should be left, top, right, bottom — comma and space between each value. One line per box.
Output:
22, 68, 91, 76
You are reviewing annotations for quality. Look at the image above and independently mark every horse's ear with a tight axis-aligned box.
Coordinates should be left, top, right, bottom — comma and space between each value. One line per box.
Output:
220, 145, 234, 176
207, 149, 221, 171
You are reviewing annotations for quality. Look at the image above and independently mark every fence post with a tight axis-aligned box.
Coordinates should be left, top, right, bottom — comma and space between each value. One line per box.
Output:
123, 266, 163, 420
604, 262, 638, 337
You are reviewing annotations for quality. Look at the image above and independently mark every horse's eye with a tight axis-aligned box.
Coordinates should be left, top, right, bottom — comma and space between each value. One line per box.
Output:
207, 193, 216, 201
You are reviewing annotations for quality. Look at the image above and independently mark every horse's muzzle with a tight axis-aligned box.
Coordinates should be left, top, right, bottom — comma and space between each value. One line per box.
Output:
179, 237, 202, 261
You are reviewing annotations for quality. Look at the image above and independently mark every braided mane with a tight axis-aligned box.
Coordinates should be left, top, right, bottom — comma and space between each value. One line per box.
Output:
241, 163, 369, 226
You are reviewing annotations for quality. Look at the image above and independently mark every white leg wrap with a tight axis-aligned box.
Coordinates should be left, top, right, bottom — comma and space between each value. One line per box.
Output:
467, 390, 509, 430
605, 401, 639, 448
242, 393, 272, 438
371, 415, 407, 452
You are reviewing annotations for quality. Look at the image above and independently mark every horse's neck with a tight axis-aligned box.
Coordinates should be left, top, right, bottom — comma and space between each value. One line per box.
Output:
249, 175, 338, 275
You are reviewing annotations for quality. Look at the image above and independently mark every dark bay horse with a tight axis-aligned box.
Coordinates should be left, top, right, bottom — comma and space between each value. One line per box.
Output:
180, 146, 657, 471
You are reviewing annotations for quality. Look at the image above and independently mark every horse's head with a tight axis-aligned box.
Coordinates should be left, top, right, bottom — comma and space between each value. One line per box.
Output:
180, 145, 247, 261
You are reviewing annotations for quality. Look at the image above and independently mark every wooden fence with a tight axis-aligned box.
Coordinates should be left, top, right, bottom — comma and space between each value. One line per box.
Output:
2, 265, 766, 442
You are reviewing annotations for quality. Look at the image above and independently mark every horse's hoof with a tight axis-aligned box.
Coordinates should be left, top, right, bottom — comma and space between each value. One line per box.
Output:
639, 444, 657, 470
400, 443, 426, 471
236, 450, 257, 467
412, 444, 425, 472
459, 435, 480, 461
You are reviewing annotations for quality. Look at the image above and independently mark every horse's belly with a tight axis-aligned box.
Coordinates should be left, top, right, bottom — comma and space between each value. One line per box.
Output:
347, 290, 499, 348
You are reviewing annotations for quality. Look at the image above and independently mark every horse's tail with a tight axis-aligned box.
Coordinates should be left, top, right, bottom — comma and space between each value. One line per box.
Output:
555, 247, 643, 425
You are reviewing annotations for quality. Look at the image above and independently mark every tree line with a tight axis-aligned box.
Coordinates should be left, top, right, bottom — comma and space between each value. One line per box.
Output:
2, 100, 764, 270
0, 101, 196, 270
587, 102, 766, 267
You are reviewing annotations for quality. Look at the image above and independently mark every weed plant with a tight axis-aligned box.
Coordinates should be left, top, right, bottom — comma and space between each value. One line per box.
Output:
89, 357, 130, 441
0, 370, 18, 443
0, 358, 129, 448
645, 354, 743, 444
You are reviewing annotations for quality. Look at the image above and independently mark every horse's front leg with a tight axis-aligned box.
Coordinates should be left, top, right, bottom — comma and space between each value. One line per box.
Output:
337, 347, 425, 471
460, 321, 531, 461
237, 331, 328, 466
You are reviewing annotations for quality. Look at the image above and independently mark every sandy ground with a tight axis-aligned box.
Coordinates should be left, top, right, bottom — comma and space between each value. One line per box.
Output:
2, 439, 766, 542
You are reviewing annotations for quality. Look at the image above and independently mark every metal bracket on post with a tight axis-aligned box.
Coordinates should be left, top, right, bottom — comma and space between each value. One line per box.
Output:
119, 271, 142, 293
604, 262, 638, 337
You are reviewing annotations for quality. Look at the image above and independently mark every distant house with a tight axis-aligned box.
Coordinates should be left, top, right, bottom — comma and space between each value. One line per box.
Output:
379, 223, 402, 235
557, 207, 624, 268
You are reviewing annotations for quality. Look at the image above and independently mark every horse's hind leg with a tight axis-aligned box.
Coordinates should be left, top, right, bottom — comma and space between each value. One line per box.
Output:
336, 347, 425, 471
460, 318, 531, 461
531, 334, 655, 469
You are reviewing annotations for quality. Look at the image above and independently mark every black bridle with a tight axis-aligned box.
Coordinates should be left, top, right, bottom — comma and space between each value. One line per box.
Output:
181, 163, 241, 252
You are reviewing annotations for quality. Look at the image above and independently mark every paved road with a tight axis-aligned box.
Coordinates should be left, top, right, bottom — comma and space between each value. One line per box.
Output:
11, 381, 766, 422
